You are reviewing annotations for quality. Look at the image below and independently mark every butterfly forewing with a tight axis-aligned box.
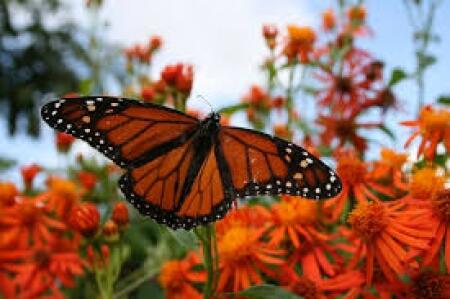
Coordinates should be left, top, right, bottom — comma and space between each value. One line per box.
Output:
41, 96, 199, 167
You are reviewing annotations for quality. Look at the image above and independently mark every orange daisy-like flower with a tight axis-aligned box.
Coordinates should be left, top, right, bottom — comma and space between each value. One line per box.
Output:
402, 105, 450, 160
386, 269, 450, 299
370, 148, 409, 192
317, 114, 382, 153
0, 181, 19, 207
278, 265, 365, 299
158, 252, 205, 299
215, 207, 285, 293
47, 177, 80, 219
347, 200, 434, 284
325, 149, 395, 220
283, 25, 316, 62
0, 195, 66, 248
14, 237, 86, 299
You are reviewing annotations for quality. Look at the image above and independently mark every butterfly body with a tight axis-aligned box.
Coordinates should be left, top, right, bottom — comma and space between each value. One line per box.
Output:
41, 96, 342, 229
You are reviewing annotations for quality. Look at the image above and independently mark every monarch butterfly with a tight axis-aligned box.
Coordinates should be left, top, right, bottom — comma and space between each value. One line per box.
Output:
41, 96, 342, 229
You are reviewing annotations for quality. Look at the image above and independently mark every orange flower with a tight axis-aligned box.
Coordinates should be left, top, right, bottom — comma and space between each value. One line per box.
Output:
268, 196, 341, 280
278, 265, 365, 299
325, 149, 395, 220
47, 177, 80, 219
273, 124, 292, 140
55, 132, 76, 153
215, 207, 284, 293
402, 105, 450, 160
386, 269, 450, 299
112, 202, 129, 227
0, 182, 19, 207
149, 35, 162, 51
77, 171, 97, 190
0, 195, 66, 248
262, 24, 278, 49
87, 244, 110, 269
68, 203, 100, 237
242, 85, 270, 108
141, 85, 156, 101
317, 114, 382, 153
409, 167, 445, 200
14, 237, 85, 299
370, 148, 408, 192
161, 63, 194, 94
322, 9, 336, 31
20, 164, 41, 190
284, 25, 316, 62
158, 252, 205, 299
347, 5, 367, 24
347, 201, 434, 284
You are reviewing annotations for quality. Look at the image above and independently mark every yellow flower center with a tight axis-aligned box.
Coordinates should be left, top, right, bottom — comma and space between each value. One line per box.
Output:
421, 107, 450, 131
432, 188, 450, 223
274, 197, 318, 225
380, 148, 407, 169
159, 261, 185, 291
337, 156, 367, 186
219, 226, 255, 264
410, 168, 445, 199
348, 201, 388, 241
287, 25, 316, 46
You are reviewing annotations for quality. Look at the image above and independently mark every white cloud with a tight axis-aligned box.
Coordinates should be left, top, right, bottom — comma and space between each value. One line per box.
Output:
78, 0, 315, 109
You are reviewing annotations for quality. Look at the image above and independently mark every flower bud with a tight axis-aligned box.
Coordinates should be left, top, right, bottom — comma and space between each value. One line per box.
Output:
56, 132, 76, 153
20, 164, 41, 190
102, 219, 119, 241
141, 86, 156, 102
112, 202, 129, 227
149, 35, 162, 51
68, 203, 100, 237
78, 171, 97, 190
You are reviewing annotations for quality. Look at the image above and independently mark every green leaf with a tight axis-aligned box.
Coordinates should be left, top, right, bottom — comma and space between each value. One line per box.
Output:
78, 78, 94, 95
379, 125, 396, 141
217, 103, 249, 115
437, 96, 450, 105
0, 157, 16, 173
388, 68, 407, 87
238, 285, 304, 299
417, 52, 436, 70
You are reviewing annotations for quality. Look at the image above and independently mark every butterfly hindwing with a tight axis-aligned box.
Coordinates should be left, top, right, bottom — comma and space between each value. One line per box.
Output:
219, 127, 342, 199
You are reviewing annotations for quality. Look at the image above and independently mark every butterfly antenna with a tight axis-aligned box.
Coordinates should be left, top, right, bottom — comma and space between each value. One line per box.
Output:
196, 95, 214, 113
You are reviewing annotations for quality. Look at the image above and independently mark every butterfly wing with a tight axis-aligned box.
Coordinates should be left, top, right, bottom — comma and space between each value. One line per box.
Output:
41, 96, 199, 167
119, 143, 233, 229
218, 127, 342, 199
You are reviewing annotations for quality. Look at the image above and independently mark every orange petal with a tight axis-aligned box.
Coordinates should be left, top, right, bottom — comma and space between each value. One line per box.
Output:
423, 221, 446, 266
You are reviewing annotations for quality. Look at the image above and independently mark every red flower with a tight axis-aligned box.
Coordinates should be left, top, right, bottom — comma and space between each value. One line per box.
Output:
325, 149, 396, 221
0, 195, 66, 248
322, 9, 336, 31
14, 237, 86, 298
283, 25, 316, 62
242, 85, 270, 108
0, 182, 19, 207
68, 203, 100, 237
55, 132, 75, 153
20, 164, 41, 190
161, 63, 194, 94
77, 171, 97, 190
347, 201, 433, 284
401, 105, 450, 160
141, 85, 156, 101
112, 202, 129, 227
262, 24, 278, 49
47, 177, 80, 219
149, 35, 162, 51
158, 252, 205, 299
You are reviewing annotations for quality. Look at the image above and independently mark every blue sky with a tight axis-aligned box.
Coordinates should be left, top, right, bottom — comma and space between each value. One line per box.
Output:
1, 0, 449, 182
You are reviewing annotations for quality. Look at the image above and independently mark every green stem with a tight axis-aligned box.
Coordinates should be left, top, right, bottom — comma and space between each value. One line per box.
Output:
195, 224, 218, 299
286, 65, 295, 130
